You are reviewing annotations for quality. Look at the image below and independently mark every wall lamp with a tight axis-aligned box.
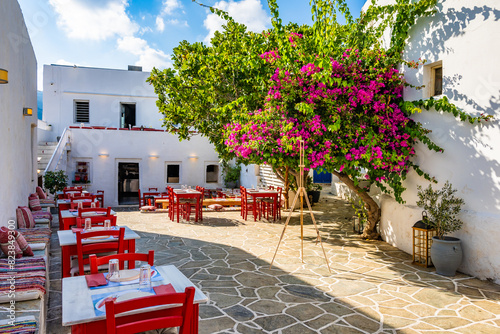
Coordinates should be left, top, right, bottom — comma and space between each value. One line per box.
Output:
149, 154, 159, 158
23, 108, 33, 116
188, 154, 199, 160
0, 69, 8, 84
98, 153, 109, 157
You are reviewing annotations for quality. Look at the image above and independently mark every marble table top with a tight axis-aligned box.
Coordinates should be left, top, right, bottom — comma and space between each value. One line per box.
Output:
57, 226, 139, 247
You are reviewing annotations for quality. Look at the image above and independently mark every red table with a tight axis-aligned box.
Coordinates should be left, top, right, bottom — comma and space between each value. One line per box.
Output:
57, 226, 139, 278
59, 209, 116, 231
172, 190, 203, 223
246, 190, 279, 221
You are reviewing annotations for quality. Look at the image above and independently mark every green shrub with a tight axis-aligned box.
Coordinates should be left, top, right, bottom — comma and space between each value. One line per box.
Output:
44, 170, 68, 194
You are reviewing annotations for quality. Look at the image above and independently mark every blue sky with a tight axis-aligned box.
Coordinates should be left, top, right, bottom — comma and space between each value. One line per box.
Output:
17, 0, 366, 91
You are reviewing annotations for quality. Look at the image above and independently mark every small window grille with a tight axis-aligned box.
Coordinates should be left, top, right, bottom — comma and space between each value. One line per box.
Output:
74, 101, 89, 123
432, 66, 442, 96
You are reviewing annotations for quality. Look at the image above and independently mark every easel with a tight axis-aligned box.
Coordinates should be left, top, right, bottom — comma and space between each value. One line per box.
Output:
270, 140, 331, 273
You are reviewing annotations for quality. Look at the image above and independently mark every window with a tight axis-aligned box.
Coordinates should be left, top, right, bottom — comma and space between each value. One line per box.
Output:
120, 103, 136, 128
206, 164, 219, 183
165, 163, 180, 183
432, 66, 442, 96
74, 100, 89, 123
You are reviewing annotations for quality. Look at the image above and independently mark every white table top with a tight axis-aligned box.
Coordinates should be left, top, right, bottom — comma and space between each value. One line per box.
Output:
57, 226, 139, 247
62, 265, 208, 326
173, 189, 202, 194
60, 209, 116, 219
57, 198, 98, 204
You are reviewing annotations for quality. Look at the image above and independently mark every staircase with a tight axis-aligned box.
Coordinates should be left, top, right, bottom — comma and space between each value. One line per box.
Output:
37, 141, 58, 174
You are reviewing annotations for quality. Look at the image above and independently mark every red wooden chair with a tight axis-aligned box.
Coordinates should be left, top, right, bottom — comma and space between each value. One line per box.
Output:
89, 250, 154, 273
70, 199, 100, 210
78, 206, 112, 218
260, 187, 282, 221
105, 286, 195, 334
95, 190, 104, 206
240, 187, 258, 220
76, 215, 117, 228
72, 227, 125, 276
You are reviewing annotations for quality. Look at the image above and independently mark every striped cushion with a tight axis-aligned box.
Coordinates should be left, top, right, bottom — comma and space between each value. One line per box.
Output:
36, 186, 47, 199
28, 194, 42, 212
13, 231, 33, 256
208, 204, 224, 211
16, 207, 36, 229
0, 317, 37, 333
0, 226, 22, 258
32, 211, 52, 222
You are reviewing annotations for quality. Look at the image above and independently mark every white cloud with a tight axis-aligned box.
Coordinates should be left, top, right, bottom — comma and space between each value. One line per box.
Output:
166, 19, 189, 27
203, 0, 271, 44
156, 16, 165, 32
117, 36, 170, 71
161, 0, 182, 15
49, 0, 138, 40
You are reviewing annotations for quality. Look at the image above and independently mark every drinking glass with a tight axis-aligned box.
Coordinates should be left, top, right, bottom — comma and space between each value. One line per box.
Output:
84, 218, 92, 231
77, 201, 83, 209
90, 201, 96, 208
138, 264, 152, 292
104, 219, 111, 230
107, 259, 120, 282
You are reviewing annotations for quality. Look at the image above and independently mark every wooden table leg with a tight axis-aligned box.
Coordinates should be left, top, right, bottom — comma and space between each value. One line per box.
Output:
61, 245, 70, 278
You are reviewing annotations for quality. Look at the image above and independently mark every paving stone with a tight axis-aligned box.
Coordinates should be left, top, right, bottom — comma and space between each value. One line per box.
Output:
223, 305, 255, 321
342, 314, 380, 333
235, 272, 280, 288
412, 288, 462, 309
282, 323, 318, 334
285, 304, 324, 321
319, 302, 356, 317
247, 300, 286, 314
207, 267, 242, 276
256, 286, 281, 299
321, 324, 365, 333
199, 304, 224, 319
305, 313, 338, 329
283, 285, 330, 302
253, 314, 296, 331
458, 304, 495, 321
235, 323, 266, 334
199, 316, 235, 334
208, 293, 242, 308
456, 323, 500, 334
423, 316, 472, 330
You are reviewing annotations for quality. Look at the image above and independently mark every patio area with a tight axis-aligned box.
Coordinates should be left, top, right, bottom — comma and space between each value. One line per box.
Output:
47, 190, 500, 333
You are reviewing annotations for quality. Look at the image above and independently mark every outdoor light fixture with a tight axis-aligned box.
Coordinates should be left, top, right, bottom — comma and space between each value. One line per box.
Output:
0, 68, 8, 84
188, 154, 199, 159
98, 153, 109, 157
149, 154, 159, 158
23, 107, 33, 116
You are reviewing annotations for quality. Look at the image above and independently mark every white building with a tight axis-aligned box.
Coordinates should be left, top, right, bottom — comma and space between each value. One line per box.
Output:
41, 64, 224, 206
0, 0, 38, 227
360, 0, 500, 283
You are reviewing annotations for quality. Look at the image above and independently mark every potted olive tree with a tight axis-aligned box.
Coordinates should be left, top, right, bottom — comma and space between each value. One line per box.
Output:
222, 163, 241, 189
43, 170, 68, 195
416, 181, 465, 276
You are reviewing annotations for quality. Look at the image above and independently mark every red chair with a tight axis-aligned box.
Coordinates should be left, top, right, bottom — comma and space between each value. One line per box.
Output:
260, 187, 282, 221
70, 199, 100, 210
76, 215, 117, 228
148, 187, 158, 192
78, 206, 112, 218
105, 287, 195, 334
72, 227, 125, 276
240, 187, 258, 221
89, 250, 154, 273
95, 190, 104, 206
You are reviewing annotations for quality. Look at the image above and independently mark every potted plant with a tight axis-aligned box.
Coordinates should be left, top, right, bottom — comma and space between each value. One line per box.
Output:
416, 181, 465, 276
307, 181, 322, 203
43, 170, 68, 195
222, 162, 241, 188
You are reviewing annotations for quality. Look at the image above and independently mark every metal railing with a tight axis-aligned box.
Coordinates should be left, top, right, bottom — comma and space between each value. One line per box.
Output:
44, 127, 70, 173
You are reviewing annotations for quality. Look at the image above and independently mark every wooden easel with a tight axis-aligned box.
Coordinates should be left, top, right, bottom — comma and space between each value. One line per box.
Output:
270, 140, 331, 273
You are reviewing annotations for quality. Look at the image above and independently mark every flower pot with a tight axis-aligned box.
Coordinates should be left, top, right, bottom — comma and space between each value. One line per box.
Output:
308, 190, 321, 203
430, 236, 463, 276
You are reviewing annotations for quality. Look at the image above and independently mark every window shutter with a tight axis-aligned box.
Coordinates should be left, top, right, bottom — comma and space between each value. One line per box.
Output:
75, 101, 89, 123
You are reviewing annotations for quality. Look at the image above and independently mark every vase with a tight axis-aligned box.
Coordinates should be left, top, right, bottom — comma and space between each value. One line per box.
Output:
430, 236, 463, 276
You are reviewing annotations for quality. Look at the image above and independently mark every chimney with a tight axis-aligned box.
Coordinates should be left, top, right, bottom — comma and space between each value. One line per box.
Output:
128, 65, 142, 71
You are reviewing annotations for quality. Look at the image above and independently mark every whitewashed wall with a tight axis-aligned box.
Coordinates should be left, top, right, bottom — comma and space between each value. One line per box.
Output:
67, 128, 222, 207
0, 0, 37, 227
43, 64, 159, 141
372, 0, 500, 282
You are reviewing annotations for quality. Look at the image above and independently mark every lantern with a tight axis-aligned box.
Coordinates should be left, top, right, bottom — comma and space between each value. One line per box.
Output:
353, 216, 365, 234
412, 211, 436, 267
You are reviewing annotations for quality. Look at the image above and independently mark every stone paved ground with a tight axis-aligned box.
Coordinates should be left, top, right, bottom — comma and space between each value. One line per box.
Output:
48, 190, 500, 333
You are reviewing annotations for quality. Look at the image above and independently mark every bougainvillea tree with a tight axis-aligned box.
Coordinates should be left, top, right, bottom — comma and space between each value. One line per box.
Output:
149, 0, 492, 239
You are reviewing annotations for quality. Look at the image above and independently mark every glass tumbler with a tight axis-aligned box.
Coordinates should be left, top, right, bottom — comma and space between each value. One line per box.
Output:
138, 264, 152, 292
90, 201, 96, 208
84, 218, 92, 231
77, 201, 83, 209
107, 259, 120, 282
104, 219, 111, 230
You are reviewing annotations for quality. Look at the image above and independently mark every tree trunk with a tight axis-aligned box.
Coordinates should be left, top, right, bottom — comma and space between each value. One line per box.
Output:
332, 171, 381, 240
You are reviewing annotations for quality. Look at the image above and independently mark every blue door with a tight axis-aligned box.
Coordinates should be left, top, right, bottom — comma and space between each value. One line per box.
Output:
313, 170, 332, 183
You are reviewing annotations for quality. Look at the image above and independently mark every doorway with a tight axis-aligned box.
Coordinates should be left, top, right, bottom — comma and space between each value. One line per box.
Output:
120, 103, 136, 129
118, 162, 139, 205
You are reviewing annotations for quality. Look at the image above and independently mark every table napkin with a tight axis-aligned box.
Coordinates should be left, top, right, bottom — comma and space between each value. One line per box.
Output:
153, 283, 176, 295
85, 273, 107, 288
71, 227, 84, 233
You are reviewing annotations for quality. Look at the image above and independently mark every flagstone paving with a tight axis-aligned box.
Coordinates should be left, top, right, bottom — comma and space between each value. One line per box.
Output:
47, 190, 500, 333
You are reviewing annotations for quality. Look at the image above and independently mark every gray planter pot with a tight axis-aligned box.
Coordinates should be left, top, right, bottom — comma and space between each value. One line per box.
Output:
430, 236, 463, 276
